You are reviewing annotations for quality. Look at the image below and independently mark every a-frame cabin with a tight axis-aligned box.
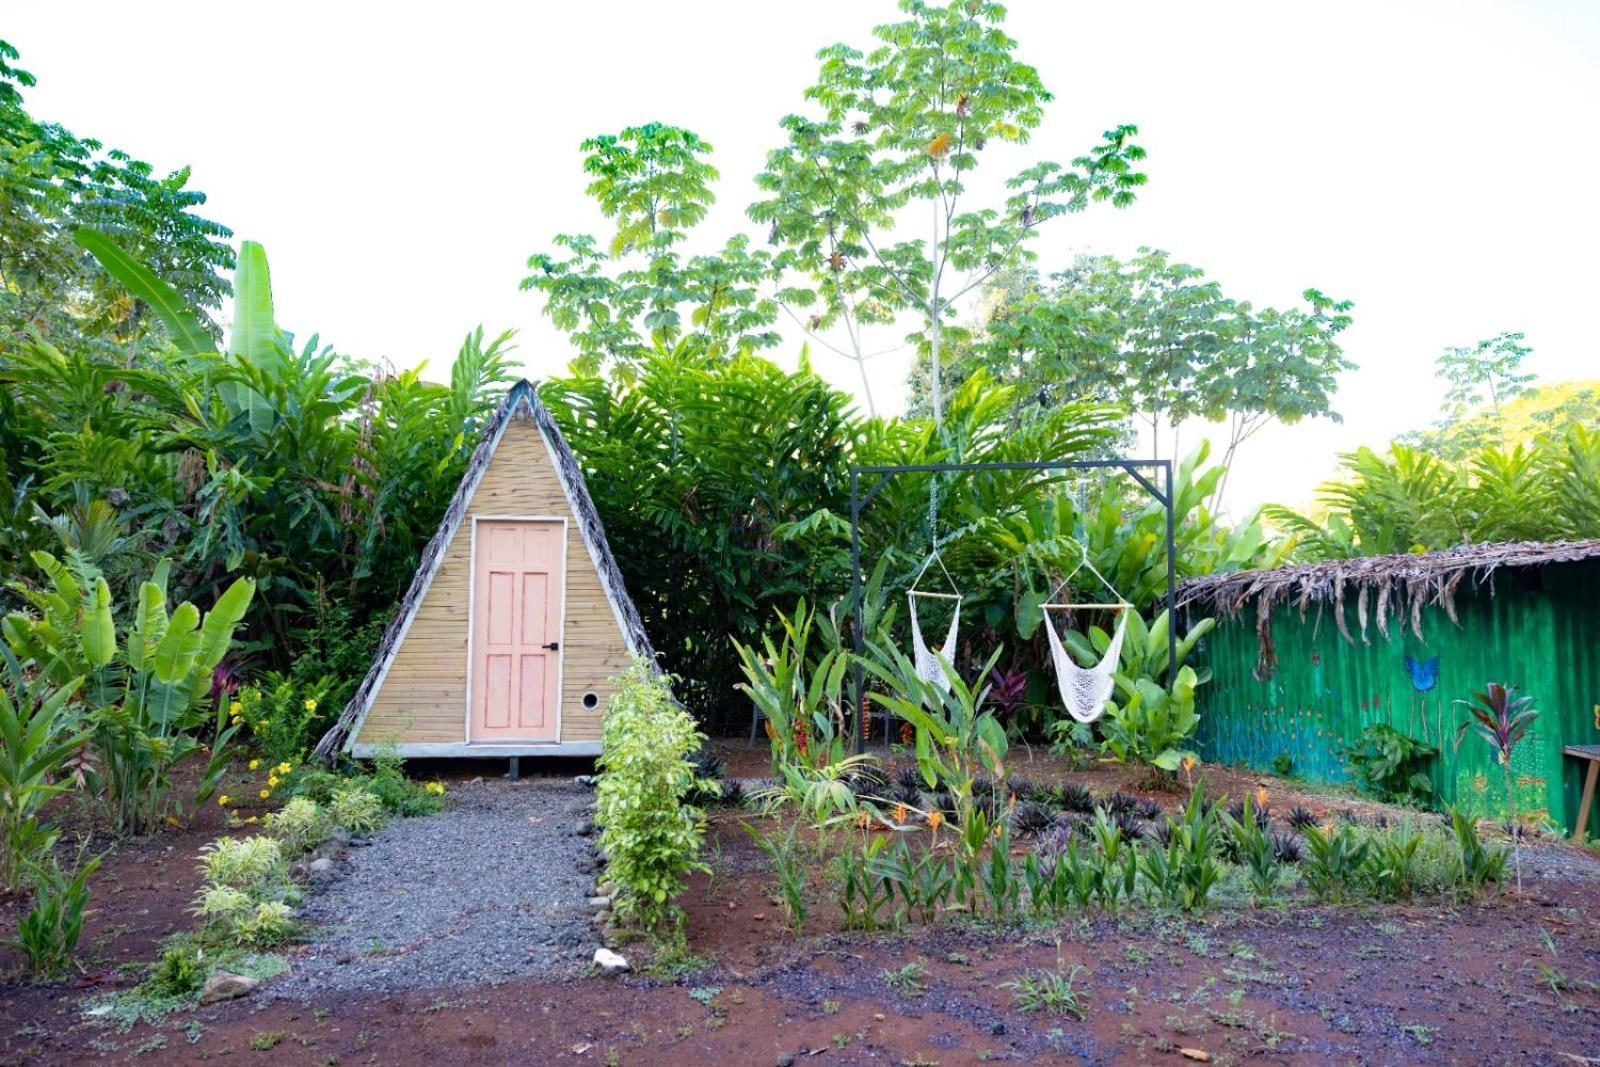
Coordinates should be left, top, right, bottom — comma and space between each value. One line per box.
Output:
313, 380, 654, 762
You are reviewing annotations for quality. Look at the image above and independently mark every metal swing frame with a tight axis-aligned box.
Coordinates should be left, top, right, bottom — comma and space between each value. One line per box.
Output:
848, 458, 1178, 755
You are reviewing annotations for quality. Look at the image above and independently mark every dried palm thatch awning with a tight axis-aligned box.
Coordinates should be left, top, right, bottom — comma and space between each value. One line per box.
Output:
1177, 539, 1600, 678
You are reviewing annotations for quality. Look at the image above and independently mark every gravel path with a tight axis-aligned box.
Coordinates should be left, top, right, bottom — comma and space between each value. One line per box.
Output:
269, 777, 599, 999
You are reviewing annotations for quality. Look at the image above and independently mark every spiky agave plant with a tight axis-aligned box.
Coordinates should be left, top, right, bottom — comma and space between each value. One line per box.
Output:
1456, 683, 1540, 890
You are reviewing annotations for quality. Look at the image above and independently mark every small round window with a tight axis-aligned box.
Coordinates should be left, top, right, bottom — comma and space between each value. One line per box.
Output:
582, 692, 600, 710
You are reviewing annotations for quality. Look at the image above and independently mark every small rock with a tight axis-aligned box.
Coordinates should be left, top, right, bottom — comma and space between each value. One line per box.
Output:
287, 858, 310, 882
593, 948, 629, 975
199, 971, 259, 1004
327, 826, 352, 847
776, 1055, 796, 1067
573, 818, 595, 837
596, 880, 615, 897
990, 1022, 1005, 1036
597, 848, 612, 862
576, 858, 598, 875
586, 895, 611, 911
1179, 1050, 1211, 1063
309, 857, 336, 879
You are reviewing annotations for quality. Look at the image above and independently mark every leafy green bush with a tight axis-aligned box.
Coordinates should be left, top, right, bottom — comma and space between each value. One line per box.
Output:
329, 784, 385, 833
148, 945, 206, 998
0, 642, 85, 892
3, 553, 253, 834
595, 661, 709, 935
1302, 822, 1371, 903
1339, 723, 1436, 805
366, 749, 443, 817
199, 836, 285, 890
234, 674, 339, 764
263, 797, 329, 855
6, 854, 101, 977
1099, 665, 1202, 772
190, 835, 299, 949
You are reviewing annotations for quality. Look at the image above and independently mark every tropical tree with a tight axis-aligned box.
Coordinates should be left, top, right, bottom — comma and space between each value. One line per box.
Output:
522, 123, 781, 377
0, 40, 233, 352
1436, 331, 1535, 419
939, 249, 1354, 491
748, 0, 1146, 419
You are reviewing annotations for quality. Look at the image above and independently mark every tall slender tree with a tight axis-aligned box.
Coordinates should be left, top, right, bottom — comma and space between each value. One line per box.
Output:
748, 0, 1145, 421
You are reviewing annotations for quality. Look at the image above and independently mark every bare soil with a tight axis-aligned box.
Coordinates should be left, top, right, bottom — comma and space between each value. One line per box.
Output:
3, 748, 1599, 1066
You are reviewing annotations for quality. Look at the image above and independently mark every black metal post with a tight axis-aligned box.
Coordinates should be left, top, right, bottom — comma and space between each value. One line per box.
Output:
850, 469, 865, 755
1164, 460, 1178, 685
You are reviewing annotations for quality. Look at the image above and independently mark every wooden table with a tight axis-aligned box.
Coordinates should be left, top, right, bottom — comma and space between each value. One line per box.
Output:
1565, 745, 1600, 840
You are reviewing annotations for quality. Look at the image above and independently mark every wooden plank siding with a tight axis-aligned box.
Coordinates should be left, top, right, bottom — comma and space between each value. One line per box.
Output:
354, 416, 631, 747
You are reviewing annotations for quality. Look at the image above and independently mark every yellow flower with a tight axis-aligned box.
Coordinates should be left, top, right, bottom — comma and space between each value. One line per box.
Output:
228, 701, 242, 716
243, 816, 259, 824
926, 810, 943, 831
218, 795, 231, 807
277, 762, 292, 775
425, 781, 446, 796
166, 816, 180, 827
268, 776, 280, 788
248, 759, 261, 771
304, 698, 318, 712
259, 789, 271, 800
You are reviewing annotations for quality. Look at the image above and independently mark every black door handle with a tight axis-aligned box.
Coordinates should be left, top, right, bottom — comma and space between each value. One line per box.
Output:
542, 641, 560, 651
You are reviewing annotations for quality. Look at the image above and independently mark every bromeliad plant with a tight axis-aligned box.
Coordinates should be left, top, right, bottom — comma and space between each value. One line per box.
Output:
3, 553, 254, 835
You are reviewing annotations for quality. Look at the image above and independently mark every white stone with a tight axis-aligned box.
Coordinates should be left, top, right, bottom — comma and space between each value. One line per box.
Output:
593, 948, 629, 975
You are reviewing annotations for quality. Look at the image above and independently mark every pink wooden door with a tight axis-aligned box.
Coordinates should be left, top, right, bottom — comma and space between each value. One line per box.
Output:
470, 520, 564, 742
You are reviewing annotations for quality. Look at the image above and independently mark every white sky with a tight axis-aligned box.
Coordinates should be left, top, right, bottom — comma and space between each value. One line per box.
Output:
9, 1, 1599, 513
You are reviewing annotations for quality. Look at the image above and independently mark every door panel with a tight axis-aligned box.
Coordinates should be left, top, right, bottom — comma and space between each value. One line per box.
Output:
470, 520, 564, 741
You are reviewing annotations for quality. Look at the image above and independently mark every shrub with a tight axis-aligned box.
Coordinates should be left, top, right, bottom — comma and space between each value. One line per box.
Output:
366, 748, 444, 817
595, 661, 709, 935
149, 946, 206, 997
6, 854, 101, 977
1302, 822, 1371, 903
1338, 724, 1436, 805
0, 642, 86, 892
234, 675, 340, 764
263, 797, 329, 855
191, 834, 300, 948
198, 836, 284, 891
1099, 666, 1201, 772
329, 784, 385, 833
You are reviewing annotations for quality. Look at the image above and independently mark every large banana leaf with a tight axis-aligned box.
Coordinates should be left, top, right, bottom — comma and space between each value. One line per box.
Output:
188, 577, 256, 700
224, 241, 284, 435
73, 229, 216, 358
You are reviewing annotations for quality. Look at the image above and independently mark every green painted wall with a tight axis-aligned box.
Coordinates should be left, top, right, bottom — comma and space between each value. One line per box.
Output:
1193, 559, 1600, 835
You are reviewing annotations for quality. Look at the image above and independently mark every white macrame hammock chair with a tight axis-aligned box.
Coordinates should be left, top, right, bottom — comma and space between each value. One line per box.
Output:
1041, 546, 1132, 724
906, 550, 961, 693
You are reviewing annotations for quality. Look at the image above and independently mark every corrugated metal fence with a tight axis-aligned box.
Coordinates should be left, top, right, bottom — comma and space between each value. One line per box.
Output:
1193, 559, 1600, 835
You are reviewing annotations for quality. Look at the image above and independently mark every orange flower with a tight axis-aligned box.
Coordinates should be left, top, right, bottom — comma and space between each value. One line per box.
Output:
855, 811, 870, 830
893, 803, 908, 824
1255, 787, 1269, 808
1181, 754, 1197, 773
926, 810, 944, 831
1008, 792, 1018, 811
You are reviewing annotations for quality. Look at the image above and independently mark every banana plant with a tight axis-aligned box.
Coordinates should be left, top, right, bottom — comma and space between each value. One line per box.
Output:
1098, 665, 1202, 772
0, 642, 86, 891
4, 552, 254, 834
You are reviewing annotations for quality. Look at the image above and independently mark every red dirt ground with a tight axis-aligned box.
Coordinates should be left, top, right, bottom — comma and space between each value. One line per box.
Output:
3, 750, 1599, 1066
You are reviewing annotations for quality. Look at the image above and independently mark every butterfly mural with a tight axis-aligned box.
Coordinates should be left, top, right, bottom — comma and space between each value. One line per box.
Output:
1404, 655, 1441, 692
1403, 654, 1442, 743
